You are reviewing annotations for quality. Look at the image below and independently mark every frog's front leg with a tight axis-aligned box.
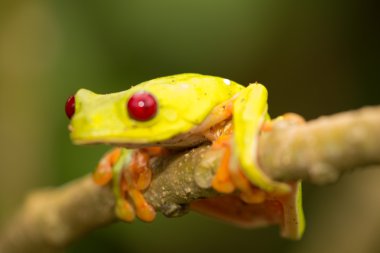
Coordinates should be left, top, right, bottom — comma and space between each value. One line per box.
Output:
93, 148, 122, 185
93, 147, 165, 222
120, 148, 157, 222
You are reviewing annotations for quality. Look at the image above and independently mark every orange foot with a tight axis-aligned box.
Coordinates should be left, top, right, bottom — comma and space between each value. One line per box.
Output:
211, 113, 305, 203
93, 147, 167, 222
201, 115, 305, 239
211, 135, 266, 204
261, 113, 305, 132
93, 148, 122, 185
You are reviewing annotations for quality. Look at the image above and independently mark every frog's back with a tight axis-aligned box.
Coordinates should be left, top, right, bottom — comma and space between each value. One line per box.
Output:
133, 73, 244, 124
138, 73, 243, 94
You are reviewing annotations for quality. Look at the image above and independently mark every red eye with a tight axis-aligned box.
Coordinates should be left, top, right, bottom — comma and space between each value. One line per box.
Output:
127, 91, 157, 121
65, 95, 75, 119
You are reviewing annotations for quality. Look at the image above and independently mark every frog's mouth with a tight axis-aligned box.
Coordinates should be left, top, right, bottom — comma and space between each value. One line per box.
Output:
70, 128, 209, 149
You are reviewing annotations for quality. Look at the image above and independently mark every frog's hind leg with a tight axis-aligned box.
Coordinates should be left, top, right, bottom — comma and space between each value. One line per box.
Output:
232, 83, 291, 193
210, 125, 267, 204
211, 83, 289, 204
276, 181, 305, 239
211, 135, 266, 204
232, 84, 305, 238
261, 112, 306, 239
207, 83, 305, 239
192, 181, 305, 240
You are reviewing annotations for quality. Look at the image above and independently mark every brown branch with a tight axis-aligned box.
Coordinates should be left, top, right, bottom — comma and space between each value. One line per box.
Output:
1, 106, 380, 253
259, 106, 380, 183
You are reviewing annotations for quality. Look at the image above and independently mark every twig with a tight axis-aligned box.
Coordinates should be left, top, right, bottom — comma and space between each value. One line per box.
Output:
0, 106, 379, 253
259, 106, 380, 183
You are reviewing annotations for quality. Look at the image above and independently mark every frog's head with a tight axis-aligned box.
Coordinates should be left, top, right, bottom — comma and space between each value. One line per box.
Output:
66, 74, 242, 148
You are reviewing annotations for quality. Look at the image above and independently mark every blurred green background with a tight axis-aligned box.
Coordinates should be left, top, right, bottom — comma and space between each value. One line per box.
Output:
1, 1, 379, 252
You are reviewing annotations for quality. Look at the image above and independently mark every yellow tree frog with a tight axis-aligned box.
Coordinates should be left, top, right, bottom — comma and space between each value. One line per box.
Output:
66, 73, 305, 239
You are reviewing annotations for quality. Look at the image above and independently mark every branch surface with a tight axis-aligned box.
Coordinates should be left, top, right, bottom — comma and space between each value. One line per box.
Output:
1, 106, 379, 253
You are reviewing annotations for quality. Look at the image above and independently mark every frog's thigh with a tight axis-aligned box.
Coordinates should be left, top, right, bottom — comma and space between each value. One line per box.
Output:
232, 84, 290, 193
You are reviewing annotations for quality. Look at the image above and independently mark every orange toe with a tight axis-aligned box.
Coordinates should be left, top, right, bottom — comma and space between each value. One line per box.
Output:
212, 177, 235, 194
239, 187, 266, 204
212, 146, 235, 193
93, 148, 122, 185
93, 160, 113, 185
115, 149, 157, 222
210, 135, 268, 204
262, 113, 305, 133
129, 189, 156, 222
229, 169, 266, 204
115, 198, 136, 222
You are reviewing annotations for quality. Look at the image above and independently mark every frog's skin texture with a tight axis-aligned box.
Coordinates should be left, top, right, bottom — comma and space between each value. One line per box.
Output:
68, 73, 305, 239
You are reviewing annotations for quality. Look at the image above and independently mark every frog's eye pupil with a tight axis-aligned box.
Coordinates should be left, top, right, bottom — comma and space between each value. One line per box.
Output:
127, 91, 157, 121
65, 95, 75, 119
